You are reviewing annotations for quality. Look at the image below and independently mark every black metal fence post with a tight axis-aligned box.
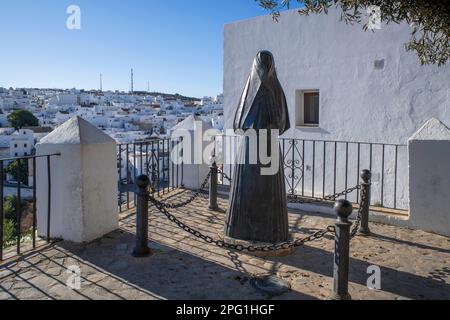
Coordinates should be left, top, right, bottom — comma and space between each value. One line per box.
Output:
132, 175, 151, 258
329, 199, 353, 300
180, 137, 185, 188
16, 159, 22, 254
358, 170, 372, 236
209, 162, 218, 211
46, 156, 51, 243
0, 161, 3, 261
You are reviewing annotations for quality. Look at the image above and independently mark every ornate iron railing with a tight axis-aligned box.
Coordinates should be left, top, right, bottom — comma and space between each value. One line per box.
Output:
0, 153, 61, 261
213, 135, 408, 211
117, 138, 184, 212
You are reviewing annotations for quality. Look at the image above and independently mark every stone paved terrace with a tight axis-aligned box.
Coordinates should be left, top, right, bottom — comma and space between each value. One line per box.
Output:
1, 190, 450, 300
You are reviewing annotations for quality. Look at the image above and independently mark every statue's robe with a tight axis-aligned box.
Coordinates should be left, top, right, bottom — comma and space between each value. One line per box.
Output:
225, 51, 291, 243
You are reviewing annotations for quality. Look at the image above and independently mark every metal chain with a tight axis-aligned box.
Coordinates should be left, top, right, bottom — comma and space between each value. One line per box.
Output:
287, 184, 364, 239
154, 165, 360, 210
350, 186, 368, 239
218, 168, 232, 183
287, 185, 361, 205
148, 194, 335, 252
146, 166, 366, 250
350, 209, 362, 239
150, 171, 211, 209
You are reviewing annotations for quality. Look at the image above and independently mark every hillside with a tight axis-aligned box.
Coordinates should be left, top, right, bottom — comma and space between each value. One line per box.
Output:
133, 91, 200, 102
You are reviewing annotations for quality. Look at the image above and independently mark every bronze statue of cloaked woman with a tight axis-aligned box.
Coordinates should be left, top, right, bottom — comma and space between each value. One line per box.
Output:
225, 51, 291, 244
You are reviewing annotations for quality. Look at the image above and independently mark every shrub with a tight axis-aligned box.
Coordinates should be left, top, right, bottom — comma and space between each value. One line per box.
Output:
4, 195, 18, 222
2, 219, 17, 248
5, 160, 29, 186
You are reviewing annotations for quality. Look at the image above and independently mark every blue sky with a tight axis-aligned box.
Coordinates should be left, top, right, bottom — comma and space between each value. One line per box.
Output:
0, 0, 275, 97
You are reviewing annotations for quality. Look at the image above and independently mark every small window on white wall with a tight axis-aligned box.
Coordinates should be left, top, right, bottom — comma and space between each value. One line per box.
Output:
296, 90, 320, 127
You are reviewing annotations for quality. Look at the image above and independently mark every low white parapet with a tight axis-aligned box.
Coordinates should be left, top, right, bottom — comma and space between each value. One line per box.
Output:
407, 118, 450, 236
287, 118, 450, 237
36, 116, 118, 243
171, 115, 213, 190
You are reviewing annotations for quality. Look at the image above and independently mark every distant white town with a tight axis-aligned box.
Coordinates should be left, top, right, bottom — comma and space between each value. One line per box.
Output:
0, 86, 224, 159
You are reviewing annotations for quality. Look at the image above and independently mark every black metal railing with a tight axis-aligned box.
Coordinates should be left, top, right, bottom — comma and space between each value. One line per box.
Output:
214, 135, 408, 211
117, 137, 184, 212
0, 153, 60, 261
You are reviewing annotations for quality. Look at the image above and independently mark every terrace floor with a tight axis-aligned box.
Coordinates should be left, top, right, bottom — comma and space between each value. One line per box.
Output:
1, 190, 450, 300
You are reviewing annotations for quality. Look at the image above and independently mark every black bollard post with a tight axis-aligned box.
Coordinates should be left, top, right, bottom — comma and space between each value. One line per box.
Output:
358, 170, 372, 236
132, 175, 152, 258
329, 199, 353, 300
209, 162, 219, 211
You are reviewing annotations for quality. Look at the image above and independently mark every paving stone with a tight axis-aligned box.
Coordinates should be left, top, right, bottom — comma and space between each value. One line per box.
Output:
0, 291, 14, 300
148, 242, 175, 253
109, 260, 130, 271
0, 194, 449, 300
44, 267, 64, 277
86, 272, 109, 283
14, 288, 46, 300
115, 243, 128, 252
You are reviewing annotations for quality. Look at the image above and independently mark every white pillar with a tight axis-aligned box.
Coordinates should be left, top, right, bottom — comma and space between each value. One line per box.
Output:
171, 115, 213, 190
36, 116, 118, 243
408, 118, 450, 236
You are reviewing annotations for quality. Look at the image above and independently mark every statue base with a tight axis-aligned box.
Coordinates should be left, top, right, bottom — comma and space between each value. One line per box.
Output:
224, 236, 295, 258
327, 292, 352, 301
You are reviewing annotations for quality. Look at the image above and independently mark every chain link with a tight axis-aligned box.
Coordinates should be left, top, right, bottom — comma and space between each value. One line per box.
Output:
217, 168, 232, 183
286, 185, 364, 239
148, 193, 335, 252
350, 210, 362, 239
146, 167, 366, 251
287, 185, 361, 205
350, 185, 368, 239
150, 171, 211, 209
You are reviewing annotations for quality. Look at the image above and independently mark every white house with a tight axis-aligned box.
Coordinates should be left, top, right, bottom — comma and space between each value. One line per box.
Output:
48, 93, 78, 106
224, 8, 449, 142
0, 128, 14, 149
214, 94, 224, 104
55, 111, 72, 125
223, 8, 450, 235
9, 129, 35, 157
0, 113, 9, 127
200, 96, 214, 106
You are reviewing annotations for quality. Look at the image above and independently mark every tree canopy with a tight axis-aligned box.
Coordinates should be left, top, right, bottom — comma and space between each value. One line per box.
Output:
7, 109, 39, 129
5, 160, 29, 185
256, 0, 450, 66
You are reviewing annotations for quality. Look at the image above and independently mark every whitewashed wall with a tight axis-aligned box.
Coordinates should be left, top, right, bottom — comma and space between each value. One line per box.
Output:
223, 8, 450, 212
224, 8, 450, 143
36, 117, 118, 243
407, 119, 450, 236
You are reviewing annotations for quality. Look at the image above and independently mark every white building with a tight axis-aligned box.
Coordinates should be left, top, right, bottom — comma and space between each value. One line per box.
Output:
214, 94, 224, 104
48, 93, 78, 106
224, 9, 449, 143
200, 96, 214, 106
223, 8, 450, 235
9, 129, 35, 157
55, 111, 72, 124
0, 113, 9, 127
0, 128, 15, 149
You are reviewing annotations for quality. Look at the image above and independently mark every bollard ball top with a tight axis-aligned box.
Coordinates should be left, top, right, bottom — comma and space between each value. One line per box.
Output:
360, 169, 372, 182
136, 175, 150, 189
334, 199, 353, 220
